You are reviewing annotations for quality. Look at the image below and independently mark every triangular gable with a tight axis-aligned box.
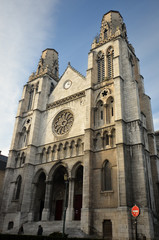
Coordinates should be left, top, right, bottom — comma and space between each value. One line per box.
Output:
49, 63, 86, 103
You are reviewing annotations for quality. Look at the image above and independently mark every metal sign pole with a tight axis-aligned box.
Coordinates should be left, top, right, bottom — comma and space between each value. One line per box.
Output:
135, 217, 137, 240
131, 205, 140, 240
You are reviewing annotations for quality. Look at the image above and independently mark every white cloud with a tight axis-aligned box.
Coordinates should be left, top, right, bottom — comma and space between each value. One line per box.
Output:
153, 112, 159, 131
0, 0, 59, 156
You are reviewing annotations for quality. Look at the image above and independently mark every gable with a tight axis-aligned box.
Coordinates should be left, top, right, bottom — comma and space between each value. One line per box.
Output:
49, 65, 86, 103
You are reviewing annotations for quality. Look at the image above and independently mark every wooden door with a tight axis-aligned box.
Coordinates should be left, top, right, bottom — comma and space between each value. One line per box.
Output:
55, 200, 63, 220
74, 194, 82, 220
103, 220, 112, 239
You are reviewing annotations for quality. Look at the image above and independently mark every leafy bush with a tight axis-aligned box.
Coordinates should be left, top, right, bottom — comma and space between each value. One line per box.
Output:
49, 231, 68, 238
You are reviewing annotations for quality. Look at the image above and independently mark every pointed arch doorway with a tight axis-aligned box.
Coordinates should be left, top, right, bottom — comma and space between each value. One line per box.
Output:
33, 172, 46, 221
74, 165, 83, 220
50, 165, 68, 220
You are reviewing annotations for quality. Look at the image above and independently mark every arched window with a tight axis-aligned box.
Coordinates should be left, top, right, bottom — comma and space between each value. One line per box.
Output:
14, 175, 22, 200
55, 67, 58, 77
52, 145, 58, 161
103, 131, 109, 148
107, 47, 114, 79
95, 133, 102, 150
19, 127, 27, 148
47, 146, 52, 162
104, 29, 107, 39
28, 85, 34, 111
96, 100, 104, 127
50, 82, 54, 94
129, 54, 134, 78
37, 65, 41, 75
8, 221, 14, 230
36, 82, 39, 93
58, 143, 64, 159
20, 152, 26, 165
111, 129, 116, 147
77, 139, 83, 156
19, 124, 30, 149
97, 51, 105, 82
106, 97, 114, 124
64, 142, 70, 158
70, 141, 76, 157
15, 153, 20, 168
41, 148, 46, 163
102, 160, 112, 191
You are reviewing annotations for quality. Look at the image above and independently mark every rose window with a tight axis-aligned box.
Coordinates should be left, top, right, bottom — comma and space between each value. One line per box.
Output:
53, 110, 74, 135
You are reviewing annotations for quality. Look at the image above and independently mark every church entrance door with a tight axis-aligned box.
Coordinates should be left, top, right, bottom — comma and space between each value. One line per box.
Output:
74, 194, 82, 220
50, 166, 68, 221
33, 172, 46, 221
74, 165, 83, 220
55, 200, 63, 220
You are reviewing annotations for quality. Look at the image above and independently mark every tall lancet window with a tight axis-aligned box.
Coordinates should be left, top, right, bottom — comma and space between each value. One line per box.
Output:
97, 51, 105, 82
104, 29, 107, 39
107, 47, 114, 79
27, 85, 34, 111
13, 175, 22, 200
102, 160, 112, 191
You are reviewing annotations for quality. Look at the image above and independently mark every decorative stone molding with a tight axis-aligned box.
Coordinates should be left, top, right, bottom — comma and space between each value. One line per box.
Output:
47, 91, 85, 109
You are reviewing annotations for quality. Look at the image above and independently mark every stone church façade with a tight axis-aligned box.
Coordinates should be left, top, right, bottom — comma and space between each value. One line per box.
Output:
1, 10, 159, 240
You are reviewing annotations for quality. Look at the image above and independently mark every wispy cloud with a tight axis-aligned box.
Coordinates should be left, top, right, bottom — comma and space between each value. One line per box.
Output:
0, 0, 59, 155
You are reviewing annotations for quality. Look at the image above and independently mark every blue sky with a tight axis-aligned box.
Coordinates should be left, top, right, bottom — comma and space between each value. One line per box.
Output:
0, 0, 159, 155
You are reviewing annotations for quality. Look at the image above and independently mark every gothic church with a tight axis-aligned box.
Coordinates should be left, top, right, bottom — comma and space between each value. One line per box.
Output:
1, 10, 159, 240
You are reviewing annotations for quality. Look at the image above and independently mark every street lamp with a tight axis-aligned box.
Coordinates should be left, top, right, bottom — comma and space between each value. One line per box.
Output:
63, 173, 69, 237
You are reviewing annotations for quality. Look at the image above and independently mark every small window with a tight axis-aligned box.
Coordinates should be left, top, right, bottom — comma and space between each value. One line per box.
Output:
112, 107, 114, 116
104, 29, 107, 39
106, 134, 109, 145
101, 111, 103, 120
50, 82, 54, 94
55, 67, 58, 76
36, 82, 39, 93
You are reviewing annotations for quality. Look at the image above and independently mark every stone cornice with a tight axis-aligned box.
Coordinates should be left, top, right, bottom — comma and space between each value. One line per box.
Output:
47, 90, 85, 109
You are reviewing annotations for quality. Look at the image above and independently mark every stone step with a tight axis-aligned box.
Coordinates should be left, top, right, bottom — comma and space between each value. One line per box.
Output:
4, 220, 87, 238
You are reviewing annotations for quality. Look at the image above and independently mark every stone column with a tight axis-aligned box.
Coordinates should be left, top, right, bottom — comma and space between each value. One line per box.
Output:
28, 182, 37, 221
66, 178, 75, 221
81, 150, 92, 235
42, 180, 52, 221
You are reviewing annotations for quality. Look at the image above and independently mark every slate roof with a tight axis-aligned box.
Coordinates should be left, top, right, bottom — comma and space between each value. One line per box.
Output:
0, 153, 8, 170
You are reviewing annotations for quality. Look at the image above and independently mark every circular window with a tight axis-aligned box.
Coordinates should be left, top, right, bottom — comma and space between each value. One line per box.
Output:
53, 110, 74, 135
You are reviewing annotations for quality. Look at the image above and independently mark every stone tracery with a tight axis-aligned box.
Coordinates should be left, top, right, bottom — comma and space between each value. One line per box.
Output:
53, 110, 74, 135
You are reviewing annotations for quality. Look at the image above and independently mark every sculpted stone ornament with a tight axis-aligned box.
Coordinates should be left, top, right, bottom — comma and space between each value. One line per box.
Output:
53, 110, 74, 135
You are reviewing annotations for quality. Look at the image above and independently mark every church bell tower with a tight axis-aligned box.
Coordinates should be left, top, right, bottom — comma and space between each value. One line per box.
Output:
84, 10, 159, 239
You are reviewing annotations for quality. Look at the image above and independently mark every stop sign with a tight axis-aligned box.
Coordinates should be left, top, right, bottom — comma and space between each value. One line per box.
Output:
131, 205, 140, 217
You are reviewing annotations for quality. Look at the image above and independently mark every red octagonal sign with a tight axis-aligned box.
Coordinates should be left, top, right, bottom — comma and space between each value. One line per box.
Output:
131, 205, 140, 217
